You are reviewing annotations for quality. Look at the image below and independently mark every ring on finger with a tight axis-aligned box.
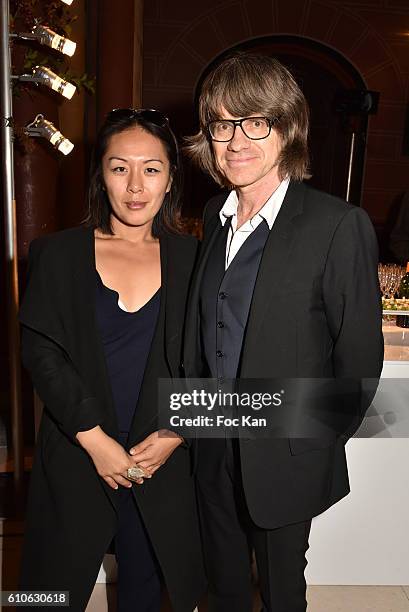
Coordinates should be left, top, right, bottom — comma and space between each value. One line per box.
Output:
127, 466, 146, 482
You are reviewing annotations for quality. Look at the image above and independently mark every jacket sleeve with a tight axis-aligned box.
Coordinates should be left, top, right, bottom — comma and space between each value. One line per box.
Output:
20, 239, 106, 442
322, 206, 384, 439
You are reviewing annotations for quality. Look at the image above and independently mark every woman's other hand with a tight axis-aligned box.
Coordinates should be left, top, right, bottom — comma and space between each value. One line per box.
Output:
76, 426, 145, 489
128, 430, 183, 476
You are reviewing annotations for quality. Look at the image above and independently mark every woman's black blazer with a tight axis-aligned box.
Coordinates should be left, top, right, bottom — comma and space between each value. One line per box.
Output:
19, 226, 206, 612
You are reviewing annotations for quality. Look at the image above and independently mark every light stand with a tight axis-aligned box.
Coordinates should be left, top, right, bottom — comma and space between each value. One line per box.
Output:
0, 0, 24, 488
1, 0, 76, 492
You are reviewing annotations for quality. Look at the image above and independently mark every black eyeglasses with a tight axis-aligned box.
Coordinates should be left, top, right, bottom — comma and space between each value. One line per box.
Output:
107, 108, 169, 127
207, 116, 279, 142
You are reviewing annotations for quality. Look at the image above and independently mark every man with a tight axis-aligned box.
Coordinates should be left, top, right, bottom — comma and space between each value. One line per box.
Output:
184, 53, 383, 612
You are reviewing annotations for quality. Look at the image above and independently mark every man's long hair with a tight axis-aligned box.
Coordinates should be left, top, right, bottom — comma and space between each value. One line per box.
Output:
185, 53, 310, 187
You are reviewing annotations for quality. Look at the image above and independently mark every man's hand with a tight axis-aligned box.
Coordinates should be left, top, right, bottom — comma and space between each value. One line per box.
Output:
76, 425, 147, 489
128, 429, 183, 476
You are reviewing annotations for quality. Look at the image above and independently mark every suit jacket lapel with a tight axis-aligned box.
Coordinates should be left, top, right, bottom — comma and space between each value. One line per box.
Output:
184, 209, 224, 376
162, 234, 182, 377
72, 227, 119, 435
240, 180, 306, 374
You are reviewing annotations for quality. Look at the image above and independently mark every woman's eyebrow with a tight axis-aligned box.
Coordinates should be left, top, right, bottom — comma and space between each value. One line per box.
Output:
107, 157, 164, 164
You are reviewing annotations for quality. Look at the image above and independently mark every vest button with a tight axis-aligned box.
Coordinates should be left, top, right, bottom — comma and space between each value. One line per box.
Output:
219, 291, 227, 300
217, 321, 224, 328
216, 350, 224, 358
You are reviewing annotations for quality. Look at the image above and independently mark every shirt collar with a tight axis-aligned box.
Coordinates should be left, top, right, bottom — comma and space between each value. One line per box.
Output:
219, 177, 290, 230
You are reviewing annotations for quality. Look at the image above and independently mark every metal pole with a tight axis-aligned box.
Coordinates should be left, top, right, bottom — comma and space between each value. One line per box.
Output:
1, 0, 24, 488
345, 131, 356, 204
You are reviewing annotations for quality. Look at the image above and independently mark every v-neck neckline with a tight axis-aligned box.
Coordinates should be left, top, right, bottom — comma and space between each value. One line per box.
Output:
95, 269, 160, 314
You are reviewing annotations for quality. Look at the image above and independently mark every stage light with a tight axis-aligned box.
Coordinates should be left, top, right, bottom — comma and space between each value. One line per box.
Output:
31, 25, 76, 57
25, 114, 74, 155
60, 0, 74, 5
16, 66, 76, 99
31, 65, 76, 99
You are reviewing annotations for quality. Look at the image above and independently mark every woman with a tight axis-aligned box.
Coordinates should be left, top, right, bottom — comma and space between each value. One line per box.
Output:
19, 109, 206, 611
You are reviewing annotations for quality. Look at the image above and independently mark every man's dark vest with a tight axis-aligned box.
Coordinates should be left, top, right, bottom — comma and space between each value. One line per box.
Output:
199, 217, 270, 380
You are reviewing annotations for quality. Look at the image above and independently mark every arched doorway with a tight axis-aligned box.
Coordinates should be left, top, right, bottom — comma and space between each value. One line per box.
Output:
187, 35, 370, 216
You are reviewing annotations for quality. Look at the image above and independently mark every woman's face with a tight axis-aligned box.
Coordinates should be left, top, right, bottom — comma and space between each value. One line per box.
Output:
102, 126, 172, 232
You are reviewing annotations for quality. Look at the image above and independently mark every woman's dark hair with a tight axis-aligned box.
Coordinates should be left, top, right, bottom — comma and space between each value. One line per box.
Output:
85, 109, 182, 236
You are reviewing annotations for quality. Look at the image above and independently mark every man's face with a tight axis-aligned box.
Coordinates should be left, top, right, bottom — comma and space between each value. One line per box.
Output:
211, 107, 282, 193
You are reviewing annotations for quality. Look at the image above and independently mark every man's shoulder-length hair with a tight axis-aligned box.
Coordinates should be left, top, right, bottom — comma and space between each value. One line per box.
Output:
185, 53, 311, 187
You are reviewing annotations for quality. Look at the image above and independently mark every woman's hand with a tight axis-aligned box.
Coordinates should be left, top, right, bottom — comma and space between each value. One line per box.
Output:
76, 425, 147, 489
129, 429, 183, 476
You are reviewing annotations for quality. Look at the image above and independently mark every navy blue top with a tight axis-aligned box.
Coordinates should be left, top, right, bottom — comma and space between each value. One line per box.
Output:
95, 271, 161, 438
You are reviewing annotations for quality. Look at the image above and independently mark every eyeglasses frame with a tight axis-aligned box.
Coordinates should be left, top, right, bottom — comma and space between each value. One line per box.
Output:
207, 116, 280, 142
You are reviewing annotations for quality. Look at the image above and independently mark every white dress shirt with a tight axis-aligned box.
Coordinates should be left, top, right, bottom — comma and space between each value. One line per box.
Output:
219, 178, 290, 269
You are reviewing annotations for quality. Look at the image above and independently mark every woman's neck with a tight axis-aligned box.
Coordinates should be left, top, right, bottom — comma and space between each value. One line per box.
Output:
98, 217, 156, 244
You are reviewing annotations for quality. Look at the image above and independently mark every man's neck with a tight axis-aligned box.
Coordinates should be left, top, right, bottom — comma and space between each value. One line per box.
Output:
236, 176, 282, 227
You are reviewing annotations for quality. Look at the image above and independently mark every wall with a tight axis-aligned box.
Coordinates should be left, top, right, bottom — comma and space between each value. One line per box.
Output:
143, 0, 409, 230
0, 0, 144, 465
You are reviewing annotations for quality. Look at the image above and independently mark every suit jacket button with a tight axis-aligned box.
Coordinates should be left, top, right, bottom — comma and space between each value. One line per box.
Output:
216, 350, 224, 358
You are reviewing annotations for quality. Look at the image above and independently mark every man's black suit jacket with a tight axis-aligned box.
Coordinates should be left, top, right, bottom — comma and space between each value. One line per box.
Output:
184, 180, 384, 529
